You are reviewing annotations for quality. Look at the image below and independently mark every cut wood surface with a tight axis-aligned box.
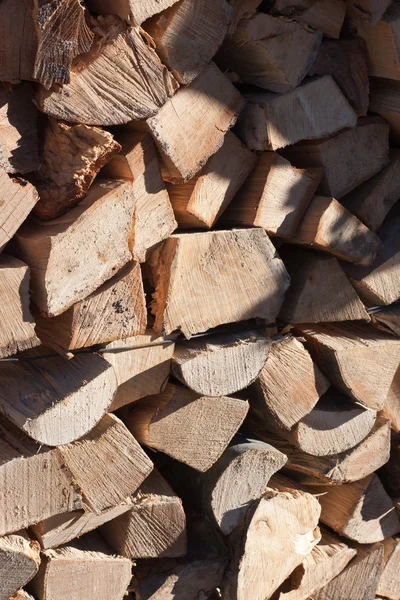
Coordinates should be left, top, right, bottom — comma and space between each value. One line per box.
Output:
222, 153, 322, 237
372, 305, 400, 337
14, 179, 136, 317
234, 76, 357, 151
167, 132, 257, 229
126, 384, 249, 472
283, 117, 390, 199
101, 469, 187, 559
36, 20, 178, 126
0, 0, 37, 83
216, 13, 322, 93
228, 0, 263, 31
345, 0, 391, 30
360, 2, 400, 80
9, 591, 35, 600
377, 536, 400, 600
272, 0, 347, 38
172, 330, 270, 396
370, 77, 400, 143
145, 0, 233, 84
151, 228, 290, 337
35, 262, 146, 354
380, 365, 400, 433
279, 248, 370, 323
0, 256, 40, 358
0, 532, 40, 600
0, 174, 38, 253
86, 0, 181, 24
297, 322, 400, 410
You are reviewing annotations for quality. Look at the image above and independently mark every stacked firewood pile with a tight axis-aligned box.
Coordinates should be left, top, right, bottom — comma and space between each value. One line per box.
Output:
1, 0, 400, 599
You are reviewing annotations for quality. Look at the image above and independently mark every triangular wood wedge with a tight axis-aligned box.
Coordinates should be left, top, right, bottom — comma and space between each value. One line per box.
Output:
0, 532, 41, 600
377, 536, 400, 600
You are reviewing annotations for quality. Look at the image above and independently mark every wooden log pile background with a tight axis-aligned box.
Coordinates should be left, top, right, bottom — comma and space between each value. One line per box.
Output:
1, 0, 400, 599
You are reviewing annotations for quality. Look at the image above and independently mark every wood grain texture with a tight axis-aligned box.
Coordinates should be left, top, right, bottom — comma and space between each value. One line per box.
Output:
273, 0, 347, 38
359, 2, 400, 80
346, 0, 391, 31
0, 532, 41, 600
377, 537, 400, 600
0, 0, 37, 82
86, 0, 181, 24
0, 174, 38, 253
373, 305, 400, 337
380, 365, 400, 432
228, 0, 263, 31
370, 76, 400, 143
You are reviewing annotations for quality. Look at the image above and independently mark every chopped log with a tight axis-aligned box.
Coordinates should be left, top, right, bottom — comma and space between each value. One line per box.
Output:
101, 469, 187, 559
101, 131, 177, 261
283, 116, 390, 199
279, 248, 370, 323
297, 322, 400, 410
359, 2, 400, 80
377, 537, 400, 600
104, 333, 175, 412
287, 196, 381, 266
14, 179, 136, 317
310, 474, 400, 543
0, 532, 41, 600
86, 0, 181, 24
171, 331, 270, 397
223, 489, 321, 600
215, 13, 322, 93
234, 76, 357, 151
381, 366, 400, 432
0, 256, 40, 358
145, 0, 233, 84
372, 305, 400, 337
370, 77, 400, 143
126, 384, 248, 472
151, 228, 290, 337
0, 174, 38, 254
0, 83, 39, 174
35, 120, 121, 220
0, 0, 37, 83
308, 38, 369, 115
9, 592, 35, 600
221, 153, 322, 237
272, 0, 347, 39
140, 62, 245, 182
35, 262, 146, 354
166, 132, 257, 229
36, 20, 179, 126
250, 336, 330, 430
228, 0, 263, 31
345, 0, 391, 31
28, 532, 132, 600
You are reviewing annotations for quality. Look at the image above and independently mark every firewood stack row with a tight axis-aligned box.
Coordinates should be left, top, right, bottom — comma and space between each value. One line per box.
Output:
1, 0, 400, 599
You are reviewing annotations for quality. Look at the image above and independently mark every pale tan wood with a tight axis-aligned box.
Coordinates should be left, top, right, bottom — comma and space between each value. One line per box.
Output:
359, 2, 400, 80
370, 77, 400, 143
36, 20, 178, 126
222, 153, 322, 237
0, 174, 38, 253
250, 336, 330, 430
273, 0, 347, 38
279, 248, 370, 323
101, 469, 186, 559
0, 532, 40, 600
216, 13, 322, 93
151, 228, 290, 337
0, 256, 40, 358
346, 0, 391, 30
172, 331, 270, 397
288, 196, 381, 266
377, 537, 400, 600
35, 120, 121, 220
223, 489, 321, 600
86, 0, 181, 24
35, 262, 146, 354
228, 0, 263, 31
145, 0, 233, 84
126, 383, 248, 472
283, 116, 390, 199
297, 322, 400, 410
0, 0, 37, 82
380, 365, 400, 432
14, 179, 136, 317
167, 132, 257, 229
235, 76, 356, 151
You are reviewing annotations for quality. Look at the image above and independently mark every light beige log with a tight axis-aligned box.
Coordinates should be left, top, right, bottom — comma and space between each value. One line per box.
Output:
216, 13, 322, 93
86, 0, 181, 24
359, 2, 400, 80
297, 322, 400, 410
235, 76, 356, 151
283, 116, 389, 199
273, 0, 346, 38
151, 228, 290, 337
223, 489, 321, 600
222, 153, 322, 237
14, 179, 136, 317
167, 132, 257, 229
381, 365, 400, 432
377, 537, 400, 600
369, 77, 400, 143
346, 0, 391, 30
0, 174, 38, 253
36, 21, 178, 126
0, 256, 40, 358
0, 532, 41, 600
101, 470, 186, 559
250, 336, 329, 430
35, 262, 146, 354
127, 384, 248, 472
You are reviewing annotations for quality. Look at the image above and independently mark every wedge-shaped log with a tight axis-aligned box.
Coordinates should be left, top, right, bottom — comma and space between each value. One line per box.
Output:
370, 77, 400, 143
0, 532, 41, 600
346, 0, 391, 31
145, 0, 232, 84
0, 175, 38, 253
167, 132, 257, 229
273, 0, 346, 38
216, 13, 322, 93
15, 179, 135, 317
223, 489, 321, 600
377, 537, 400, 600
127, 384, 248, 472
235, 76, 357, 151
360, 2, 400, 80
36, 21, 178, 126
283, 117, 389, 199
101, 470, 186, 559
86, 0, 181, 24
297, 322, 400, 410
151, 228, 290, 337
279, 248, 370, 323
172, 331, 270, 397
222, 153, 322, 237
250, 336, 329, 430
35, 262, 146, 354
0, 1, 37, 82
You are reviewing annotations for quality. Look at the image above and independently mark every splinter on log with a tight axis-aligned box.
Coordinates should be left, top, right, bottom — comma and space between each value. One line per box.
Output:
0, 532, 41, 600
